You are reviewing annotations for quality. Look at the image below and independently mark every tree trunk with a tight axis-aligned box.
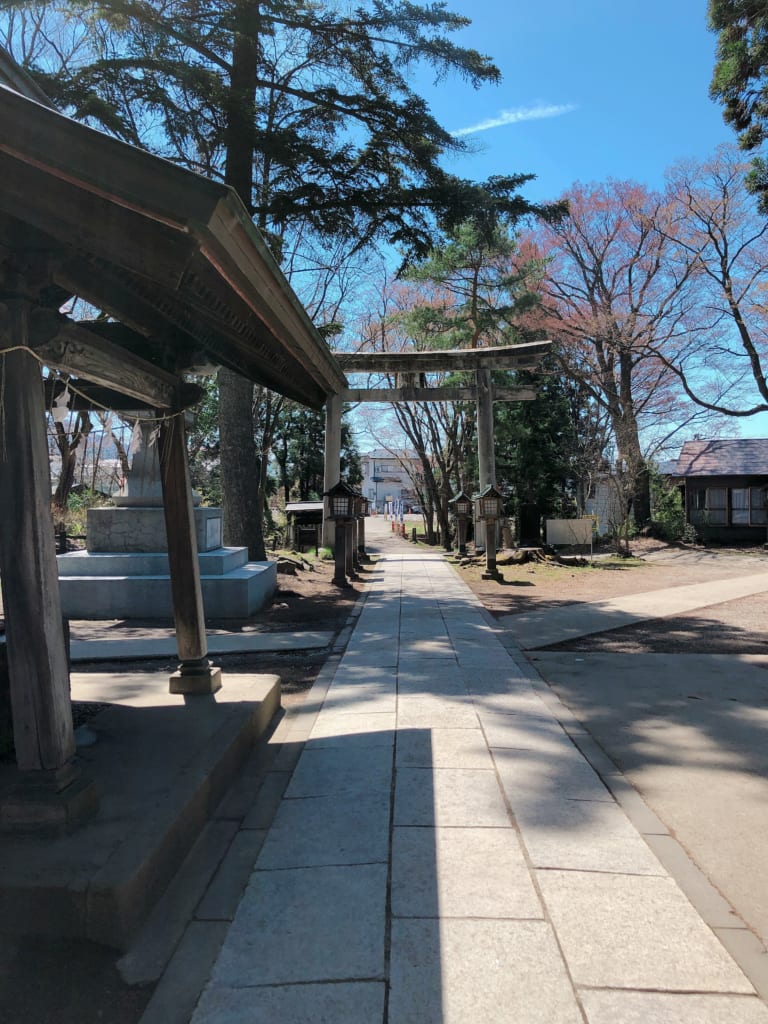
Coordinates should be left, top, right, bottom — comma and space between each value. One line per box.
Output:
51, 413, 91, 511
217, 2, 266, 558
218, 367, 266, 560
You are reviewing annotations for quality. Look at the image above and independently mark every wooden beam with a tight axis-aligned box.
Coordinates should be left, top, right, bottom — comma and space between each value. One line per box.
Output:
341, 386, 537, 403
27, 309, 183, 408
44, 378, 204, 413
336, 341, 551, 373
0, 302, 74, 772
54, 260, 329, 409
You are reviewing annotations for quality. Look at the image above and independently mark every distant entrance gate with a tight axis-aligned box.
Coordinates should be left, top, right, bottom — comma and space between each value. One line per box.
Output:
321, 342, 552, 546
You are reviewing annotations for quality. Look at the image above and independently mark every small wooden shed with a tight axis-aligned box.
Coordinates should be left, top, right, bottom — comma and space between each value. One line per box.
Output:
285, 501, 325, 552
673, 438, 768, 543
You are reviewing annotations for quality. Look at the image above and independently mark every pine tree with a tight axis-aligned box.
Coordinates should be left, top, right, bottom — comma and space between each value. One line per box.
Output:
4, 0, 552, 554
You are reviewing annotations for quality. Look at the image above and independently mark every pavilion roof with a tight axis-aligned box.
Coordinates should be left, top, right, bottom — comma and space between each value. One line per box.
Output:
0, 80, 346, 408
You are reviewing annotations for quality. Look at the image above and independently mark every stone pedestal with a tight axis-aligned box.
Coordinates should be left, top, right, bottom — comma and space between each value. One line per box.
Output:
58, 509, 275, 618
57, 419, 275, 620
86, 505, 223, 554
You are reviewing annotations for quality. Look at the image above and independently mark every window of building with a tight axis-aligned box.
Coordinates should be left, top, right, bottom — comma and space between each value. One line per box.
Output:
751, 487, 768, 525
706, 487, 727, 524
691, 485, 767, 526
731, 487, 749, 524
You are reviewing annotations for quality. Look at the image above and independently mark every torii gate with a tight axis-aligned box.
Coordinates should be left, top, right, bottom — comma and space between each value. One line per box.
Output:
322, 341, 552, 546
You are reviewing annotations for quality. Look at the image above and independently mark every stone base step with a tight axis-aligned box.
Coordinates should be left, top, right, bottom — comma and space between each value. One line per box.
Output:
0, 673, 281, 950
58, 561, 276, 619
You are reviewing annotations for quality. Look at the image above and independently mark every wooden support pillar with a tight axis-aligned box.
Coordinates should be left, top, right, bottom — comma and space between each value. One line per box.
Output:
476, 369, 496, 551
352, 519, 362, 571
456, 516, 469, 556
158, 412, 221, 694
322, 393, 342, 548
0, 300, 98, 830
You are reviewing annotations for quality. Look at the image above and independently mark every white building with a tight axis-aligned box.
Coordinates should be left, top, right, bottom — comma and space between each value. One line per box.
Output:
360, 449, 422, 512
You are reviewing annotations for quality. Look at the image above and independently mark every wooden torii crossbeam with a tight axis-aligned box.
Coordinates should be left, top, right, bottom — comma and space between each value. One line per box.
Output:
335, 340, 550, 374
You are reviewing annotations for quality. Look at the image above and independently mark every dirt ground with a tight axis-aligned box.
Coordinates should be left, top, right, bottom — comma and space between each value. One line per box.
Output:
454, 538, 768, 654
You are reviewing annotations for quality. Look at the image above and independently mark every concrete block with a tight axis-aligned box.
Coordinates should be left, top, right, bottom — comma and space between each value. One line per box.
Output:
137, 921, 230, 1024
645, 833, 741, 928
191, 982, 386, 1024
195, 829, 267, 921
493, 748, 614, 804
58, 547, 248, 577
389, 918, 581, 1024
396, 697, 479, 730
321, 683, 397, 715
513, 796, 664, 874
241, 771, 292, 829
580, 990, 768, 1024
395, 767, 509, 828
714, 927, 768, 1004
396, 727, 494, 770
601, 773, 671, 834
118, 820, 238, 984
58, 560, 276, 619
391, 826, 542, 919
283, 745, 393, 799
397, 666, 467, 695
256, 791, 391, 869
398, 638, 455, 659
211, 863, 387, 986
307, 712, 396, 746
86, 505, 223, 553
479, 711, 581, 754
537, 870, 754, 992
461, 672, 543, 701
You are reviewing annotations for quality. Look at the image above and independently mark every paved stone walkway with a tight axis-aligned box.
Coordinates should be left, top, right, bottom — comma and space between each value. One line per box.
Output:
187, 549, 768, 1024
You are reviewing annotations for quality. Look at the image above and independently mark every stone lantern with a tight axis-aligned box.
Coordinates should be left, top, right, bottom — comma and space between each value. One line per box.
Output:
448, 490, 473, 556
475, 484, 504, 579
324, 480, 356, 587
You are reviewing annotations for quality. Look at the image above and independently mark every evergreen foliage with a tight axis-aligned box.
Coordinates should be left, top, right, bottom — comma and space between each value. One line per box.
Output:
709, 1, 768, 211
4, 0, 557, 259
494, 364, 579, 520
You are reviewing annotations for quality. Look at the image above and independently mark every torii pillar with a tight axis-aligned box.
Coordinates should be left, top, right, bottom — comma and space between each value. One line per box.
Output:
475, 368, 497, 551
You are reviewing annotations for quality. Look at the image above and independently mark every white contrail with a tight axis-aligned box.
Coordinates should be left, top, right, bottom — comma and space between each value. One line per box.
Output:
452, 103, 577, 137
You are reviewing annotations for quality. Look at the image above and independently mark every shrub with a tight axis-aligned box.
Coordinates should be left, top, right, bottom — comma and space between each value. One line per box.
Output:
651, 470, 686, 542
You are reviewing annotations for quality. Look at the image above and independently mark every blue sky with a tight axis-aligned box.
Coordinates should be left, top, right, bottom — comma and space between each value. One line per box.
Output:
417, 0, 732, 203
406, 0, 768, 441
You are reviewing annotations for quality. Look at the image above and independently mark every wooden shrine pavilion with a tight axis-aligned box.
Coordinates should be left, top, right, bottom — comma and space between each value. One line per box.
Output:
0, 64, 345, 828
